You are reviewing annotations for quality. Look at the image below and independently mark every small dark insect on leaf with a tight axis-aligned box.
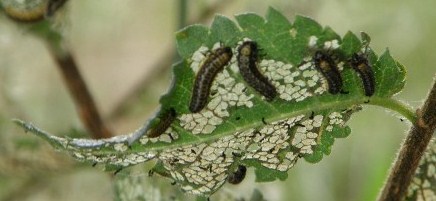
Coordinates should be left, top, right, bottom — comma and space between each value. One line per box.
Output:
189, 46, 233, 113
147, 108, 176, 138
237, 41, 277, 101
349, 53, 376, 97
168, 133, 175, 141
221, 152, 226, 160
295, 123, 305, 127
261, 117, 268, 125
114, 168, 122, 175
227, 165, 247, 185
313, 51, 343, 94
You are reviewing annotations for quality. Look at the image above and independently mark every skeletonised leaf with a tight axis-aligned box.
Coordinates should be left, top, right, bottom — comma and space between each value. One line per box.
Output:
406, 139, 436, 201
15, 7, 406, 196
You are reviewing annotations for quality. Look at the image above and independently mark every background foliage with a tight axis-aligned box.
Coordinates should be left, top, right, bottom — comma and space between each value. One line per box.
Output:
0, 0, 435, 201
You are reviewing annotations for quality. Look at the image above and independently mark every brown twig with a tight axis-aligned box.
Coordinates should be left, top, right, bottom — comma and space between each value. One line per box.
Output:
378, 75, 436, 201
50, 50, 113, 139
108, 0, 234, 120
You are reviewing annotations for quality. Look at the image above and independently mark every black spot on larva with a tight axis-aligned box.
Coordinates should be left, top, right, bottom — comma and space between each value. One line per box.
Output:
349, 53, 375, 97
237, 41, 277, 101
147, 108, 176, 138
235, 116, 241, 120
46, 0, 68, 17
189, 46, 233, 113
313, 51, 343, 94
92, 162, 97, 167
227, 165, 247, 185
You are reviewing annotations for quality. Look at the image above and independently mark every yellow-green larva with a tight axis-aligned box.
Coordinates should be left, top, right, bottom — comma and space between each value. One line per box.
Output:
189, 46, 233, 113
237, 41, 277, 101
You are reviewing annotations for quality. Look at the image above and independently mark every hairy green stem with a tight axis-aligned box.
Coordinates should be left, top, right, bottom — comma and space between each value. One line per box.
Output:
369, 97, 417, 123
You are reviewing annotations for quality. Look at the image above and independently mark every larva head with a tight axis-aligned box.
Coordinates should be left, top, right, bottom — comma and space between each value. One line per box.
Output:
313, 51, 333, 70
313, 51, 327, 61
349, 53, 370, 71
217, 46, 233, 56
238, 41, 258, 57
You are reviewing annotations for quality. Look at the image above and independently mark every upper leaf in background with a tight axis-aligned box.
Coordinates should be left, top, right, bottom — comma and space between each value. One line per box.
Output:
14, 7, 406, 196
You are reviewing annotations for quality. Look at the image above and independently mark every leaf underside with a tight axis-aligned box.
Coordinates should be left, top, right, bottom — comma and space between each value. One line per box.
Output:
15, 7, 406, 196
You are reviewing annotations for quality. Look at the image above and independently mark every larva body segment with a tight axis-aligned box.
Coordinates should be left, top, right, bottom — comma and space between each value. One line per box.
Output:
349, 53, 375, 96
237, 41, 277, 101
147, 108, 176, 138
227, 165, 247, 184
2, 0, 46, 22
189, 47, 233, 113
313, 51, 343, 94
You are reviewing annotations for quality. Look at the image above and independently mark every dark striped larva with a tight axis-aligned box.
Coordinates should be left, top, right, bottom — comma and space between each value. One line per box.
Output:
349, 53, 375, 97
147, 108, 176, 138
2, 0, 46, 22
313, 51, 343, 94
189, 46, 233, 113
46, 0, 68, 17
237, 41, 277, 101
227, 165, 247, 184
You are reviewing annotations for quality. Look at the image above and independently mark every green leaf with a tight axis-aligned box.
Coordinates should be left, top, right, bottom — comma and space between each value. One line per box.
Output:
374, 49, 406, 97
176, 25, 209, 58
207, 15, 241, 46
15, 8, 409, 197
341, 31, 361, 56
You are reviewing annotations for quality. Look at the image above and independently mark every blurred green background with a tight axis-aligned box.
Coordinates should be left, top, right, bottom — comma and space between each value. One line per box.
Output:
0, 0, 435, 200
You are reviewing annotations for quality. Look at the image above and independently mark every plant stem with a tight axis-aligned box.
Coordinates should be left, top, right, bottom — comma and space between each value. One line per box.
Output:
108, 0, 235, 121
48, 48, 113, 139
369, 97, 417, 123
378, 75, 436, 201
33, 23, 113, 139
